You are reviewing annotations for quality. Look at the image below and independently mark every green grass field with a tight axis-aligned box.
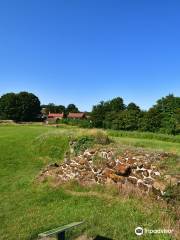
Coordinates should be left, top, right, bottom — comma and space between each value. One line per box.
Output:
0, 125, 179, 240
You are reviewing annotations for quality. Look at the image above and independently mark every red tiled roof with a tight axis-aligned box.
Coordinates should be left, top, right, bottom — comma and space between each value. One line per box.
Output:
48, 113, 64, 118
67, 112, 86, 118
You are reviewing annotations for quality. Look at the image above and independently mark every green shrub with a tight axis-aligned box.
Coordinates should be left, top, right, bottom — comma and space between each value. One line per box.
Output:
57, 118, 93, 128
73, 131, 110, 155
73, 136, 94, 155
163, 184, 180, 204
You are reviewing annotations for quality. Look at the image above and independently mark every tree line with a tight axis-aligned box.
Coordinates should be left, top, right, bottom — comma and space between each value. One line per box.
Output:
0, 91, 179, 134
41, 103, 79, 115
0, 92, 80, 121
91, 95, 180, 135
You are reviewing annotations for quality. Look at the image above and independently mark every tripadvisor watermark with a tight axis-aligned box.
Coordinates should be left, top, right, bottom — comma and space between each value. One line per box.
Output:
135, 227, 174, 236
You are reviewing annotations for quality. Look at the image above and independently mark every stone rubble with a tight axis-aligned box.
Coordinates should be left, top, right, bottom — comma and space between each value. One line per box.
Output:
38, 147, 176, 196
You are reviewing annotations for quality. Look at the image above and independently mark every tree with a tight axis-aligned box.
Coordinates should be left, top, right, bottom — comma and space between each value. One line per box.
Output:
0, 93, 18, 120
160, 113, 177, 135
16, 92, 41, 121
153, 94, 180, 113
139, 109, 161, 132
127, 102, 140, 112
91, 101, 107, 128
91, 97, 125, 128
122, 110, 140, 130
0, 92, 41, 122
57, 105, 66, 113
108, 97, 125, 111
66, 104, 79, 113
111, 112, 125, 130
152, 94, 180, 134
104, 111, 117, 129
43, 103, 65, 114
174, 108, 180, 134
44, 103, 57, 113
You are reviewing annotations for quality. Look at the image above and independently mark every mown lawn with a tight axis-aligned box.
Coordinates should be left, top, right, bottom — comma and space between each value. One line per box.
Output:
0, 125, 179, 240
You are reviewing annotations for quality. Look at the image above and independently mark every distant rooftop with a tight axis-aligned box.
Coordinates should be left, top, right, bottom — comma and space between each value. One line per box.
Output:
48, 113, 64, 118
67, 112, 86, 119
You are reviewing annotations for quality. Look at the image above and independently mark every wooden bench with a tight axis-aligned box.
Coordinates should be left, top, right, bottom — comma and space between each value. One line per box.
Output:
38, 221, 84, 240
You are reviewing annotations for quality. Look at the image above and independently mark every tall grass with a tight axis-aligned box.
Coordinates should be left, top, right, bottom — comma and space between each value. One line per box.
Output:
108, 130, 180, 143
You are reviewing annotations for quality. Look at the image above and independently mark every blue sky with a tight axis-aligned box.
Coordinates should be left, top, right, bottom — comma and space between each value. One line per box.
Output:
0, 0, 179, 111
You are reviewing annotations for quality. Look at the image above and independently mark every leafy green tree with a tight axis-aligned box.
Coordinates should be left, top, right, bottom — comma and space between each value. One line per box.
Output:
66, 104, 79, 113
0, 93, 18, 120
153, 94, 180, 113
16, 92, 41, 121
127, 102, 140, 112
108, 97, 125, 111
152, 94, 180, 134
91, 101, 106, 128
44, 103, 57, 113
160, 113, 177, 135
42, 104, 65, 114
122, 110, 140, 130
57, 105, 65, 113
0, 92, 41, 121
103, 111, 117, 129
111, 112, 125, 130
91, 97, 125, 128
174, 108, 180, 134
103, 110, 139, 131
139, 109, 161, 132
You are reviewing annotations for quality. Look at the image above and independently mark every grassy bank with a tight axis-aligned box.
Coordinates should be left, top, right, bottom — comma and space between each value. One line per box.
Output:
0, 125, 179, 239
108, 130, 180, 143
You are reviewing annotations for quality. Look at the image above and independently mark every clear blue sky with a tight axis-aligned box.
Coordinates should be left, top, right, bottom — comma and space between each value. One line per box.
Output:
0, 0, 179, 111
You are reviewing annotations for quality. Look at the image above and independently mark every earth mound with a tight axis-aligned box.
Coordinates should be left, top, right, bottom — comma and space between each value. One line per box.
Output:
38, 144, 179, 197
